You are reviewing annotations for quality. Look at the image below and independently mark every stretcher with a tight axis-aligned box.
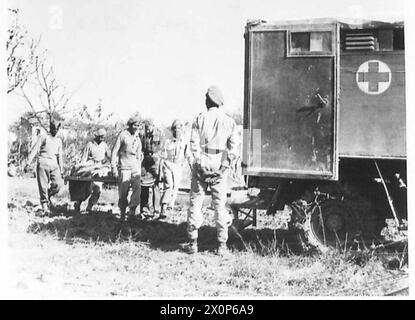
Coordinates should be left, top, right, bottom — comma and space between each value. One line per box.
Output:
64, 175, 118, 184
64, 175, 156, 187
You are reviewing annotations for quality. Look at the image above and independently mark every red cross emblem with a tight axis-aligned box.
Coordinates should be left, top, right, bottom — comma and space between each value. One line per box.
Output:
356, 60, 391, 95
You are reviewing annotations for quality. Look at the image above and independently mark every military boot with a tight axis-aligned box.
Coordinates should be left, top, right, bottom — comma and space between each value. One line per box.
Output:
216, 242, 229, 256
158, 204, 168, 219
74, 201, 81, 213
127, 207, 137, 221
141, 206, 150, 215
120, 209, 126, 222
41, 202, 50, 217
85, 202, 93, 214
184, 239, 198, 254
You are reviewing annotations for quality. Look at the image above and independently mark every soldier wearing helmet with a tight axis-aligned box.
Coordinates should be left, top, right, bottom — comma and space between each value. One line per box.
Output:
111, 116, 143, 221
159, 119, 192, 218
73, 128, 111, 213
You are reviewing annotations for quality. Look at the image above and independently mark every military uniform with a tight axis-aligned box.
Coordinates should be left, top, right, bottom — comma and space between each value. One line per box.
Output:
75, 135, 111, 211
187, 86, 237, 252
160, 136, 191, 208
82, 140, 110, 164
27, 131, 63, 210
140, 125, 163, 214
111, 128, 142, 215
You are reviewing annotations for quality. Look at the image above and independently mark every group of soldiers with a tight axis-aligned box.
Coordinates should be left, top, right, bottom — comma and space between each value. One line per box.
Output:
25, 85, 238, 254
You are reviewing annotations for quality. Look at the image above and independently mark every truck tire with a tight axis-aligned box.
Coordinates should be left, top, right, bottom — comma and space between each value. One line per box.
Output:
301, 199, 361, 251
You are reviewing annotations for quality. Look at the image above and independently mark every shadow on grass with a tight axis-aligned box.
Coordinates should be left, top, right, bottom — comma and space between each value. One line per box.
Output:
24, 210, 408, 267
27, 210, 306, 255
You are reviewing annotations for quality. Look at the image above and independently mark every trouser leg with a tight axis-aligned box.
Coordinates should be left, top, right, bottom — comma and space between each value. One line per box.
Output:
210, 178, 232, 244
152, 183, 161, 212
148, 157, 160, 212
74, 200, 82, 212
140, 186, 150, 211
161, 165, 174, 206
48, 165, 63, 199
36, 162, 50, 205
187, 174, 207, 241
87, 181, 102, 210
118, 170, 131, 212
170, 166, 182, 208
128, 171, 141, 210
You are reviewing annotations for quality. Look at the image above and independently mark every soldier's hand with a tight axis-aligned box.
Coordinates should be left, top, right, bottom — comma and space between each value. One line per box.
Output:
218, 165, 228, 176
24, 163, 30, 173
199, 165, 214, 178
112, 167, 118, 178
205, 173, 221, 185
192, 161, 204, 181
205, 166, 228, 185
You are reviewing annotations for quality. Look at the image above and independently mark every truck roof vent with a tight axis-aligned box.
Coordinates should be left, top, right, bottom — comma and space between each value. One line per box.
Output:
344, 32, 376, 51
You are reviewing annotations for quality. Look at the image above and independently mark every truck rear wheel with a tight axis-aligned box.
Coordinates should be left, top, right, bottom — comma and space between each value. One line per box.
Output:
301, 199, 361, 251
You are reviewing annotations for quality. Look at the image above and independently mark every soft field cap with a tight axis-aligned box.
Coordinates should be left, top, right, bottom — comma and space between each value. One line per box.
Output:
95, 128, 106, 136
206, 86, 224, 106
171, 119, 183, 130
127, 116, 140, 125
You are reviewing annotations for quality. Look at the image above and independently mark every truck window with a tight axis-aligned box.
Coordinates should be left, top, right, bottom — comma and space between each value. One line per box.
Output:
289, 31, 332, 56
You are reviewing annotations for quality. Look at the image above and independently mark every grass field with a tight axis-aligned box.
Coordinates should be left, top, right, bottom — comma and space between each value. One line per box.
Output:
5, 177, 409, 298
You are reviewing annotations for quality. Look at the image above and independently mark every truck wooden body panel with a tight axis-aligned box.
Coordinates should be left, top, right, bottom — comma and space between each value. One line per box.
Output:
243, 19, 405, 180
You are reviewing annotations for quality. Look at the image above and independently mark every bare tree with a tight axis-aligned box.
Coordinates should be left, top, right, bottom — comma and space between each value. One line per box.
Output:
18, 56, 74, 130
7, 8, 74, 131
6, 8, 39, 94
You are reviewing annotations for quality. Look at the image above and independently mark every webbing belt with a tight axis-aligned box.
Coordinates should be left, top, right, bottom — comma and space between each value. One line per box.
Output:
204, 147, 225, 154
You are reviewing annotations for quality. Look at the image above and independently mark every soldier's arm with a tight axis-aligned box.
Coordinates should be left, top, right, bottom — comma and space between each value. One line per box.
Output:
80, 142, 91, 164
160, 140, 169, 160
184, 143, 194, 169
189, 116, 201, 164
105, 142, 111, 161
111, 133, 122, 170
137, 136, 143, 163
57, 139, 64, 173
224, 120, 238, 167
27, 135, 43, 165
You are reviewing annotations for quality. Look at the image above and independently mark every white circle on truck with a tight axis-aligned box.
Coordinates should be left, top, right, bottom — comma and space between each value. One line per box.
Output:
356, 60, 391, 95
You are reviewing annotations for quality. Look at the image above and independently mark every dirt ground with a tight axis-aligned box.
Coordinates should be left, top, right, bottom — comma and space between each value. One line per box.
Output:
4, 177, 409, 298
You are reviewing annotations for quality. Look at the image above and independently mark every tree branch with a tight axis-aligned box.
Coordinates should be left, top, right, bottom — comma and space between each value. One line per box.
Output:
19, 88, 48, 131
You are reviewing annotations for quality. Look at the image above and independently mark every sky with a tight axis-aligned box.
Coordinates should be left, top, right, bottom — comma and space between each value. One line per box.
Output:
5, 0, 406, 127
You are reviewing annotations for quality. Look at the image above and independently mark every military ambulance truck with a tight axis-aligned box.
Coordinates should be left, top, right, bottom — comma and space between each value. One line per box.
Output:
236, 18, 406, 249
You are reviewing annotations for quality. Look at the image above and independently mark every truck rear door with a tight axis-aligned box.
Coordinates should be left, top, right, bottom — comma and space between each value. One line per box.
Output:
243, 21, 339, 180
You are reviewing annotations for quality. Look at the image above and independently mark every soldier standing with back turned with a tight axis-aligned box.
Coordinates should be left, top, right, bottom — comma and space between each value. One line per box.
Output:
186, 86, 237, 255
